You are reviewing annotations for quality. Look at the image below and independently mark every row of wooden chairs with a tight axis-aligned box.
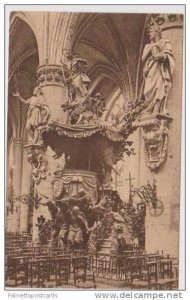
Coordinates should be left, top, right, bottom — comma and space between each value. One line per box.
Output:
89, 252, 178, 290
5, 245, 178, 290
124, 256, 178, 290
5, 254, 96, 289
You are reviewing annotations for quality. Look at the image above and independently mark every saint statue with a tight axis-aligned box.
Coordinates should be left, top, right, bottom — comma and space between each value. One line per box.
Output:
141, 19, 175, 115
13, 86, 49, 144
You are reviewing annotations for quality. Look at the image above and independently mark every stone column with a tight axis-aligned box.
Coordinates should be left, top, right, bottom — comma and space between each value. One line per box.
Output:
36, 65, 69, 124
6, 168, 13, 232
139, 14, 183, 257
11, 138, 23, 232
19, 142, 32, 233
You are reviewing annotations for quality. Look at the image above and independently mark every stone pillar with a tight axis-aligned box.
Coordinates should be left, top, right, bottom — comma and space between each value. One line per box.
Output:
11, 138, 23, 232
36, 65, 69, 124
19, 142, 32, 233
6, 168, 13, 232
139, 15, 183, 257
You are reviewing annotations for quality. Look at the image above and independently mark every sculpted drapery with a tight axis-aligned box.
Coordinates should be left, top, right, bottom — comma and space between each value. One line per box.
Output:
142, 22, 175, 115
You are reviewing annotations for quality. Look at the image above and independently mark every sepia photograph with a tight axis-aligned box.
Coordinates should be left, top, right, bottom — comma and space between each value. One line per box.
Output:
5, 7, 184, 290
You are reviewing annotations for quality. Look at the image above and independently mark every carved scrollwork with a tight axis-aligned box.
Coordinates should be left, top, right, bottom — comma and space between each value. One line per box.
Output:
52, 170, 66, 200
25, 145, 47, 184
136, 114, 172, 171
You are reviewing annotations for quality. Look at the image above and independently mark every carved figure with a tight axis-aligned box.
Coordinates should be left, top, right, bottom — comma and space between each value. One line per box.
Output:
69, 97, 95, 125
13, 87, 49, 144
88, 193, 132, 254
46, 201, 69, 249
91, 93, 107, 118
142, 19, 175, 115
67, 206, 90, 249
69, 93, 107, 125
61, 52, 108, 125
65, 56, 91, 103
56, 206, 70, 249
110, 113, 120, 129
61, 55, 94, 124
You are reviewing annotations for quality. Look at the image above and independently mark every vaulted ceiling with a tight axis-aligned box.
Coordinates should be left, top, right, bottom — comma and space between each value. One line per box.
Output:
72, 13, 147, 101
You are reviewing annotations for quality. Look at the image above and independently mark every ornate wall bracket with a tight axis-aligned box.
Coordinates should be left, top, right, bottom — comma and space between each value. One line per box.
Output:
25, 144, 47, 184
135, 114, 172, 171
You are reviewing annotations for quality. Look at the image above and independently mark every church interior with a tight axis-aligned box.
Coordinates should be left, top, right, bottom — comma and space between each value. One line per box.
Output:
5, 11, 183, 289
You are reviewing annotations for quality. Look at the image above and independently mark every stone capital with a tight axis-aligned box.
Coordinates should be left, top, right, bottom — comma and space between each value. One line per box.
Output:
147, 14, 183, 31
36, 64, 65, 87
13, 138, 23, 146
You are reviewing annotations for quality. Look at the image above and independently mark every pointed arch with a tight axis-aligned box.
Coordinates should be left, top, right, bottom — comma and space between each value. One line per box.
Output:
9, 12, 40, 55
49, 12, 79, 64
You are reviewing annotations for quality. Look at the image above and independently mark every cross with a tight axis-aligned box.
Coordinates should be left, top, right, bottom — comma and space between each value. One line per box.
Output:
125, 172, 135, 189
125, 172, 135, 204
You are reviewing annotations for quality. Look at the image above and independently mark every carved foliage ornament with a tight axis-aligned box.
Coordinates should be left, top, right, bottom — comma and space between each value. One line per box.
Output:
25, 145, 47, 184
36, 65, 64, 87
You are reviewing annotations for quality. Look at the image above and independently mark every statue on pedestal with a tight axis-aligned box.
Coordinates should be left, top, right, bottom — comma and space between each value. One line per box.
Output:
142, 18, 175, 115
13, 86, 49, 144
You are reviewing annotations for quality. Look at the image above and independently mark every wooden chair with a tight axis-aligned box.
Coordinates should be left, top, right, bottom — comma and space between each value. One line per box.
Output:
73, 256, 96, 289
28, 258, 49, 288
154, 259, 176, 290
55, 258, 70, 287
130, 261, 158, 290
5, 256, 29, 287
159, 259, 173, 278
124, 256, 140, 284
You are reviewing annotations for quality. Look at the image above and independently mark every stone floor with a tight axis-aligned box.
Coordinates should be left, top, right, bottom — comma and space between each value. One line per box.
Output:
5, 276, 129, 289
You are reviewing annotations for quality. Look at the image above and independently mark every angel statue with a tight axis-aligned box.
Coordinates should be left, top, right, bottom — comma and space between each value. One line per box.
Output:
13, 86, 49, 144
